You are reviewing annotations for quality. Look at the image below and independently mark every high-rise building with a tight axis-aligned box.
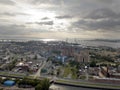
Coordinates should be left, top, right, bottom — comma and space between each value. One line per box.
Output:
75, 50, 90, 63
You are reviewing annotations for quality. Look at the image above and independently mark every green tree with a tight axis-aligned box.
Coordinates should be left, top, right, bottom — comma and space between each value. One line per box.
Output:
0, 77, 3, 84
35, 84, 42, 90
18, 77, 40, 87
57, 68, 60, 76
35, 79, 50, 90
90, 60, 96, 67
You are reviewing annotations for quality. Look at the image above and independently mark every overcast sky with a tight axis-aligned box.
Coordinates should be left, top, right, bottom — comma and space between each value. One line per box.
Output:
0, 0, 120, 39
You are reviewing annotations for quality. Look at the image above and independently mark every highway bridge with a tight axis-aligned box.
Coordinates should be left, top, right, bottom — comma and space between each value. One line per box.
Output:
0, 71, 120, 90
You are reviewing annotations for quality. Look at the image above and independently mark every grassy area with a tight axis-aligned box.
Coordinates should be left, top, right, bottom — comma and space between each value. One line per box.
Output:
56, 79, 120, 89
63, 66, 71, 77
63, 65, 77, 79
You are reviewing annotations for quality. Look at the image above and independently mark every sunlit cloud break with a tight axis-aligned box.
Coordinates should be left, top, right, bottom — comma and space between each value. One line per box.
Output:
0, 0, 120, 39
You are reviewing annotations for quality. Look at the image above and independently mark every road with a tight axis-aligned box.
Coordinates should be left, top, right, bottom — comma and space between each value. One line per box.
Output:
34, 60, 46, 78
50, 84, 101, 90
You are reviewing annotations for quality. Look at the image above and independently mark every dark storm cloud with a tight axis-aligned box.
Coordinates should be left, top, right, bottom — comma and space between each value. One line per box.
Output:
35, 21, 53, 25
27, 21, 54, 25
30, 0, 62, 5
72, 7, 120, 31
0, 12, 29, 17
0, 24, 26, 35
84, 8, 120, 19
41, 17, 49, 20
0, 12, 15, 16
0, 0, 15, 5
31, 0, 50, 4
73, 18, 120, 31
55, 15, 73, 19
94, 0, 113, 3
89, 19, 119, 30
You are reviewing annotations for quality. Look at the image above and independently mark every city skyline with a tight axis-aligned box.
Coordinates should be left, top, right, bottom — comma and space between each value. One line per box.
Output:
0, 0, 120, 39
